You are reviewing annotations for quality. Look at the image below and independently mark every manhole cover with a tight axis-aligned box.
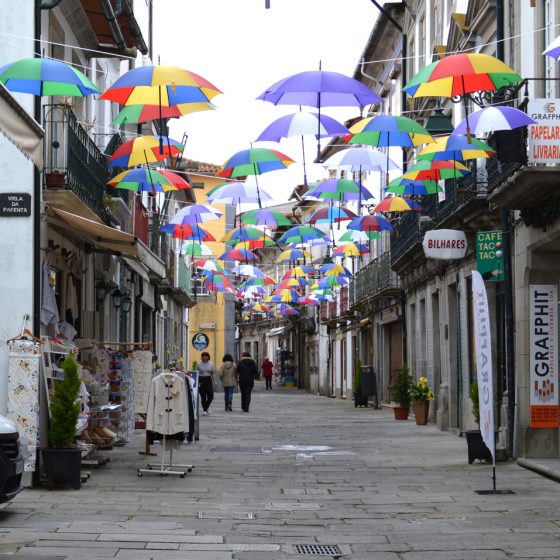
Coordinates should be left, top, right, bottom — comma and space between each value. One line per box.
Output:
293, 544, 343, 555
208, 446, 263, 453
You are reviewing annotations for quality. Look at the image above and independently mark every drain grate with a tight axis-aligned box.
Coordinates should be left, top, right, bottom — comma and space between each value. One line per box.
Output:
293, 544, 343, 556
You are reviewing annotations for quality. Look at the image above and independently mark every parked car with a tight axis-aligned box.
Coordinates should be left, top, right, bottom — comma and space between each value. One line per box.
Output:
0, 416, 23, 503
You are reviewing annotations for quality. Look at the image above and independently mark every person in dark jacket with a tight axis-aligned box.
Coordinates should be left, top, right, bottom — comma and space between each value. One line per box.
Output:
237, 352, 258, 412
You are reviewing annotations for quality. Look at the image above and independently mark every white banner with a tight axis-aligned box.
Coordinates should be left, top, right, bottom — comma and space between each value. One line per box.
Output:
471, 270, 495, 465
528, 99, 560, 164
529, 285, 558, 428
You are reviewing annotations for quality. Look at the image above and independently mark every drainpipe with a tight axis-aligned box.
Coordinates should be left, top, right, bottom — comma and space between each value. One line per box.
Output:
99, 0, 138, 58
495, 0, 515, 459
38, 0, 62, 8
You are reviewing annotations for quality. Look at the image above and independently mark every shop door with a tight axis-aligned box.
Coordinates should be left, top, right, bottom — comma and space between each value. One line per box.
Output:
389, 323, 403, 387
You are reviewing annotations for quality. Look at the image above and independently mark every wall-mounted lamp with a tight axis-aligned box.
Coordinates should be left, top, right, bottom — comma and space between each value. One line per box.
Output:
111, 288, 123, 310
95, 280, 111, 303
121, 292, 133, 314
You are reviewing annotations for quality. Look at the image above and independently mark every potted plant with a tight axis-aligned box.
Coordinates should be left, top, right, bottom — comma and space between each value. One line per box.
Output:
353, 360, 368, 407
464, 379, 493, 464
42, 353, 82, 489
45, 170, 66, 189
410, 376, 434, 425
389, 366, 412, 420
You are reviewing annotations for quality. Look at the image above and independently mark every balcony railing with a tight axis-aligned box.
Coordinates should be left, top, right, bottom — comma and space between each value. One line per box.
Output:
43, 104, 111, 223
149, 211, 168, 263
177, 257, 192, 296
349, 251, 399, 306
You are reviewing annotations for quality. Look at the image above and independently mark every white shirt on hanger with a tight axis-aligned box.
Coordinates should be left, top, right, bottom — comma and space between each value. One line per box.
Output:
146, 371, 189, 435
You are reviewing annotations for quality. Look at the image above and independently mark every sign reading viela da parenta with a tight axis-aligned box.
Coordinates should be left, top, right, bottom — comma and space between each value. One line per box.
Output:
476, 231, 504, 282
191, 332, 209, 351
0, 193, 31, 217
529, 285, 558, 428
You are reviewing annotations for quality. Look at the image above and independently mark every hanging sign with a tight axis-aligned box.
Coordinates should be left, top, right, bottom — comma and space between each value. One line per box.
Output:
422, 229, 467, 260
472, 270, 496, 465
528, 99, 560, 163
529, 285, 558, 428
191, 332, 209, 350
476, 231, 505, 282
0, 193, 31, 217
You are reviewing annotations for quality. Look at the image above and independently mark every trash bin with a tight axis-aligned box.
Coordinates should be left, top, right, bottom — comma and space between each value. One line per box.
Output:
361, 365, 378, 408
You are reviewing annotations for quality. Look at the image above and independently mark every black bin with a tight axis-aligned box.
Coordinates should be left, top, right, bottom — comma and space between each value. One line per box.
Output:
361, 365, 378, 408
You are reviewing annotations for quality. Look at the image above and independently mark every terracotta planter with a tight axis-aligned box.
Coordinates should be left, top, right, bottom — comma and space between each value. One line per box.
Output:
45, 172, 66, 189
412, 400, 430, 425
393, 405, 409, 420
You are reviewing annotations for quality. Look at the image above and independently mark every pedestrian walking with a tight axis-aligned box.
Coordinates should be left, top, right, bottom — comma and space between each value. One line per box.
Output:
196, 351, 215, 415
219, 354, 237, 412
237, 352, 258, 412
261, 356, 274, 390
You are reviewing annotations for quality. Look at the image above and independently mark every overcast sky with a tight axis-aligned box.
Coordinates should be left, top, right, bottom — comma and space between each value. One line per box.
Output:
146, 0, 381, 202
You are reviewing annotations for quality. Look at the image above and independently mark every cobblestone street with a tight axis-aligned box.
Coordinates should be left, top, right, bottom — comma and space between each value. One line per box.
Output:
1, 383, 560, 559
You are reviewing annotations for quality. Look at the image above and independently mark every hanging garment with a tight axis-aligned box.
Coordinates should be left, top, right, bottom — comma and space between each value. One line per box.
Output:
40, 261, 59, 326
184, 375, 196, 441
146, 371, 189, 435
65, 273, 79, 326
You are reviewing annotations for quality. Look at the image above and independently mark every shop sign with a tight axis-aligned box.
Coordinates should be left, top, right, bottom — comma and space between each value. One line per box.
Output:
0, 193, 31, 217
422, 229, 467, 260
529, 285, 558, 428
528, 99, 560, 163
476, 231, 505, 282
191, 332, 209, 350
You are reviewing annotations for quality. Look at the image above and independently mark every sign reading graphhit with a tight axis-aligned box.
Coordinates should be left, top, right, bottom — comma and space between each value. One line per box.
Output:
476, 231, 504, 282
528, 99, 560, 163
0, 193, 31, 217
529, 285, 558, 428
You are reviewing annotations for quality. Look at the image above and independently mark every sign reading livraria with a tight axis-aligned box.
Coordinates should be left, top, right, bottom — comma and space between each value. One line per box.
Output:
529, 285, 558, 428
528, 99, 560, 163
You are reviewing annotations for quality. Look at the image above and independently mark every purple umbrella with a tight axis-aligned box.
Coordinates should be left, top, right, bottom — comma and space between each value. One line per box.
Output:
453, 106, 536, 135
256, 111, 350, 186
168, 203, 222, 225
257, 68, 381, 158
543, 35, 560, 59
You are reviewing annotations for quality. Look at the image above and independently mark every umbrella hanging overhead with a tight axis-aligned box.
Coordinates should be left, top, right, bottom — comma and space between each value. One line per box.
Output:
161, 223, 216, 241
231, 264, 265, 278
0, 57, 99, 96
417, 135, 495, 161
277, 225, 331, 245
167, 203, 222, 226
282, 266, 314, 279
193, 259, 226, 274
306, 206, 358, 224
276, 248, 313, 263
218, 248, 260, 262
543, 35, 560, 59
452, 106, 536, 135
339, 229, 381, 242
386, 176, 442, 196
304, 178, 375, 202
108, 135, 183, 168
240, 208, 292, 227
112, 102, 215, 126
107, 168, 191, 193
372, 196, 422, 213
403, 160, 470, 181
257, 68, 381, 158
207, 181, 273, 206
177, 241, 214, 257
347, 214, 393, 232
322, 146, 400, 173
332, 243, 368, 258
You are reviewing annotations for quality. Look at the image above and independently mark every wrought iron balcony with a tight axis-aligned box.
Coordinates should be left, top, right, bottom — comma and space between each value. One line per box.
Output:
43, 104, 114, 223
349, 251, 399, 307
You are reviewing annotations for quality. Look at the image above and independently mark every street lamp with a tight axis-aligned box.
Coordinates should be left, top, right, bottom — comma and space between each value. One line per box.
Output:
111, 288, 123, 310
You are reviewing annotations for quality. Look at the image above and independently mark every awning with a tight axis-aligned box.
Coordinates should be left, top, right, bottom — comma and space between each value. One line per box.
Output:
47, 207, 138, 258
0, 83, 43, 169
267, 326, 288, 338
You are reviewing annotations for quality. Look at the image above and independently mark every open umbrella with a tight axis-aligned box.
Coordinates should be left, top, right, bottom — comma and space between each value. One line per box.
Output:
322, 146, 400, 173
108, 135, 183, 168
240, 208, 292, 227
452, 106, 536, 135
193, 260, 226, 274
257, 68, 381, 158
306, 207, 357, 224
167, 203, 222, 226
0, 57, 99, 96
372, 196, 422, 213
404, 53, 523, 140
107, 168, 191, 193
161, 223, 216, 241
544, 35, 560, 59
304, 178, 375, 202
282, 266, 314, 278
231, 264, 265, 278
112, 102, 215, 126
218, 248, 260, 262
207, 181, 272, 206
178, 241, 214, 257
339, 229, 381, 242
276, 248, 313, 263
386, 176, 442, 196
332, 243, 367, 258
277, 225, 330, 245
347, 214, 393, 232
403, 160, 470, 181
417, 135, 495, 161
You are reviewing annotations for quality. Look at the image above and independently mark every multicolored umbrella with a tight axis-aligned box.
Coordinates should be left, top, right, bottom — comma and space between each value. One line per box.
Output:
282, 266, 314, 278
108, 135, 183, 168
178, 241, 214, 257
231, 264, 265, 277
168, 203, 222, 225
320, 263, 351, 277
347, 214, 393, 232
218, 248, 260, 262
339, 229, 381, 242
278, 276, 310, 289
304, 178, 375, 202
386, 176, 442, 196
112, 102, 214, 126
100, 65, 222, 106
278, 225, 330, 245
265, 289, 300, 303
222, 227, 272, 246
322, 146, 400, 173
217, 147, 295, 178
417, 135, 495, 161
160, 223, 216, 242
332, 243, 367, 258
372, 196, 422, 213
347, 115, 434, 148
453, 106, 536, 135
207, 181, 273, 206
306, 206, 357, 224
269, 303, 300, 316
276, 248, 313, 263
107, 168, 191, 193
240, 208, 292, 227
0, 57, 99, 96
403, 160, 470, 181
193, 259, 226, 274
544, 35, 560, 59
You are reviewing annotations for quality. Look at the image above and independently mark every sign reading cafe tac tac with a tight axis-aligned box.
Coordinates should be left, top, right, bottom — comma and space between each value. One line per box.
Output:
528, 99, 560, 164
529, 285, 558, 428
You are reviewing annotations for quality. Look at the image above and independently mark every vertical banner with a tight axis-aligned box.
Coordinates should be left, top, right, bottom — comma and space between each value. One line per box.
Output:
529, 285, 558, 428
472, 271, 496, 465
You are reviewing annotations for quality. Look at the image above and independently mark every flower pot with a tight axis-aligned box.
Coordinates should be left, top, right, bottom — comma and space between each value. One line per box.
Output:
354, 392, 368, 408
45, 172, 66, 189
393, 405, 409, 420
412, 400, 429, 425
42, 448, 81, 489
464, 430, 494, 464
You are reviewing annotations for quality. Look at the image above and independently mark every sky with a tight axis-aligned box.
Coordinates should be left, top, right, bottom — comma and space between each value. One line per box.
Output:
146, 0, 381, 202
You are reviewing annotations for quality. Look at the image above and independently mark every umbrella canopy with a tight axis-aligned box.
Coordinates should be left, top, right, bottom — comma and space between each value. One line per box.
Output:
403, 53, 523, 98
168, 203, 222, 225
265, 289, 300, 303
372, 196, 422, 213
276, 248, 313, 263
322, 146, 400, 173
217, 147, 295, 178
270, 303, 300, 316
544, 35, 560, 59
231, 264, 265, 277
108, 135, 183, 168
282, 266, 314, 278
306, 206, 357, 224
304, 178, 375, 202
278, 276, 310, 289
222, 227, 271, 245
417, 135, 495, 161
453, 106, 536, 135
160, 223, 216, 242
0, 57, 99, 96
320, 263, 351, 277
346, 115, 434, 148
193, 259, 226, 274
278, 225, 330, 245
218, 248, 260, 262
240, 208, 292, 227
386, 176, 442, 196
403, 160, 470, 181
347, 214, 393, 232
242, 276, 277, 287
207, 181, 272, 205
112, 102, 214, 126
332, 243, 368, 258
255, 111, 349, 141
339, 229, 381, 242
107, 168, 191, 193
178, 241, 214, 256
100, 65, 222, 106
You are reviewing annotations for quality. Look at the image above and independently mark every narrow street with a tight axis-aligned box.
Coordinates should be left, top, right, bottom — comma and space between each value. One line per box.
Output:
1, 384, 560, 560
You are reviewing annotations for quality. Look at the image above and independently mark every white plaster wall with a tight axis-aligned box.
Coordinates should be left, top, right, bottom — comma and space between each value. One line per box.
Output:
0, 2, 36, 414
